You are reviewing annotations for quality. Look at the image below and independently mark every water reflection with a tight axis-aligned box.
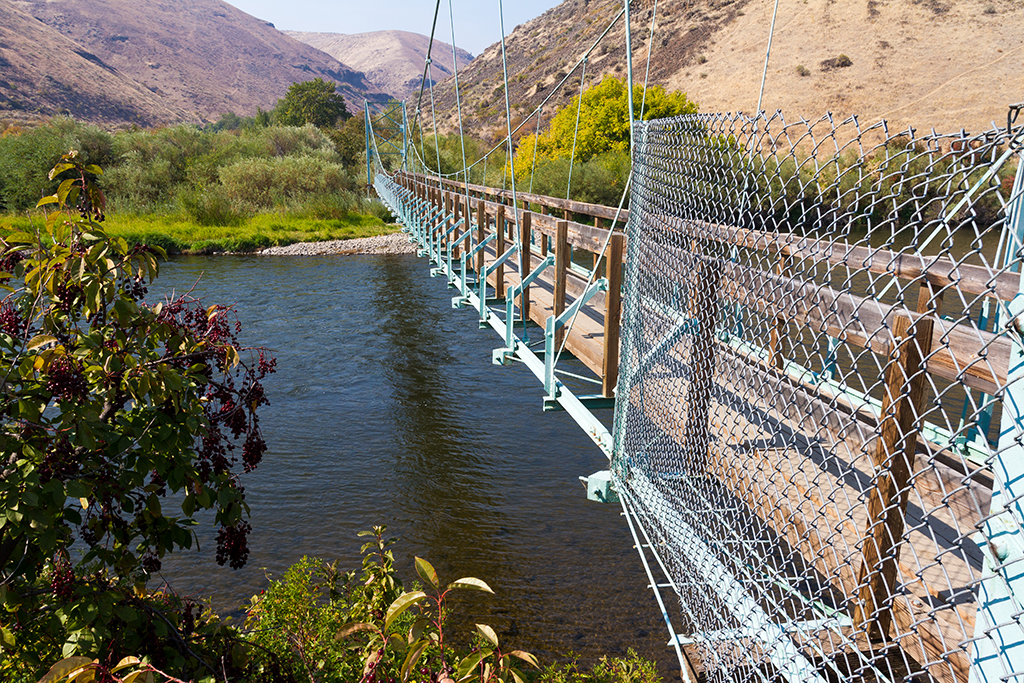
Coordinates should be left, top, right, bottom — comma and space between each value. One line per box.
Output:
152, 254, 671, 673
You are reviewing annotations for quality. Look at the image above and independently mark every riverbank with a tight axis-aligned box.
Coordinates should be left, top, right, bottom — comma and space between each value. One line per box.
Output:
0, 212, 401, 254
257, 231, 416, 256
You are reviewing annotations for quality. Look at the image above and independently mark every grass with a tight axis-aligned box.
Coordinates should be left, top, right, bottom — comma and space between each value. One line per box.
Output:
0, 211, 400, 254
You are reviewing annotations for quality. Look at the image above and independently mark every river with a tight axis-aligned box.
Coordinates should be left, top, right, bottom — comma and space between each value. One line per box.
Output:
152, 253, 673, 673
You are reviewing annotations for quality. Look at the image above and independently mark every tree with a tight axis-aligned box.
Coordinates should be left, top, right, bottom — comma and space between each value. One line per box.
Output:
514, 76, 697, 179
0, 152, 273, 676
274, 78, 350, 129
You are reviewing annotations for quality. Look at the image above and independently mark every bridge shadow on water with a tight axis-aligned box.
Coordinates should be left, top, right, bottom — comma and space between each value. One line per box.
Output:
154, 253, 676, 674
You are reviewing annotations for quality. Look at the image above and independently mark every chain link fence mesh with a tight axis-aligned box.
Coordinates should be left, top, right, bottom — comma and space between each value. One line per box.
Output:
611, 110, 1024, 683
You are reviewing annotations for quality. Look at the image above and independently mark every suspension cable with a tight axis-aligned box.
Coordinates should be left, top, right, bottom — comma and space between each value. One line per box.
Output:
756, 0, 782, 115
565, 57, 588, 201
639, 0, 658, 120
624, 0, 636, 153
447, 0, 471, 208
528, 104, 543, 195
498, 0, 521, 252
437, 7, 626, 183
427, 59, 443, 182
410, 0, 443, 150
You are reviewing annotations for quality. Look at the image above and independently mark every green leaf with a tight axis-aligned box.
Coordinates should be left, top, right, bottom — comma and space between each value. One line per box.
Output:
335, 622, 376, 640
36, 196, 59, 207
48, 162, 76, 180
36, 657, 94, 683
384, 591, 426, 633
83, 165, 104, 176
26, 335, 58, 351
6, 231, 36, 243
414, 556, 439, 590
508, 651, 539, 668
111, 656, 141, 673
57, 178, 77, 205
401, 639, 430, 682
455, 649, 491, 681
476, 623, 499, 648
448, 577, 494, 594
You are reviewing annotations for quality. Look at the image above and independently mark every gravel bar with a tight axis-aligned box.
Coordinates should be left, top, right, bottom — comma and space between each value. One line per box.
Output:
257, 231, 416, 256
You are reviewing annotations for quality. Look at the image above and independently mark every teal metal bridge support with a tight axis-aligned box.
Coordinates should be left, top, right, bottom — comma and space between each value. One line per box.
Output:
374, 173, 615, 458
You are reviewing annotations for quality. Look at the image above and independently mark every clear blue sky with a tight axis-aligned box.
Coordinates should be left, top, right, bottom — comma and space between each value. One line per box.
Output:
222, 0, 561, 57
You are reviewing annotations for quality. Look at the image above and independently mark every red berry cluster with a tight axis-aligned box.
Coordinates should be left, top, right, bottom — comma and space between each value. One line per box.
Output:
215, 520, 252, 570
38, 439, 79, 483
46, 355, 88, 402
50, 557, 75, 601
0, 302, 24, 336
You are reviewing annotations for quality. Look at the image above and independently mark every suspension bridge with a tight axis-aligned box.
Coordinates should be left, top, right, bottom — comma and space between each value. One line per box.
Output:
360, 2, 1024, 682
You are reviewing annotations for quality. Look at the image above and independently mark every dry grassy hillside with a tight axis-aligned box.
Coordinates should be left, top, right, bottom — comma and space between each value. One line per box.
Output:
429, 0, 1023, 140
288, 30, 474, 100
6, 0, 390, 124
0, 0, 187, 126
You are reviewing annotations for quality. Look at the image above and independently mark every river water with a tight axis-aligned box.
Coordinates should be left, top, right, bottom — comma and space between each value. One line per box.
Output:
153, 254, 672, 672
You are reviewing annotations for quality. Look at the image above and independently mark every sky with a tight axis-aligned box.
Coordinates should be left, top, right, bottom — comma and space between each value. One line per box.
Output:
221, 0, 562, 57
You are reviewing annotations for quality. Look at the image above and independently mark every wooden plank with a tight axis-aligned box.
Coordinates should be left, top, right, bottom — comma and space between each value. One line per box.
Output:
713, 223, 1019, 303
603, 232, 624, 398
715, 257, 1009, 393
854, 314, 936, 638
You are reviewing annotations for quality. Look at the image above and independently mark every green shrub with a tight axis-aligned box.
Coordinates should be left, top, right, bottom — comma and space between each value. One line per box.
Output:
178, 183, 251, 226
219, 155, 355, 210
539, 650, 662, 683
0, 118, 113, 211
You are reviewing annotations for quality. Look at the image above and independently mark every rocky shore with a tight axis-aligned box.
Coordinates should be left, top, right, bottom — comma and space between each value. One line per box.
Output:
257, 231, 416, 256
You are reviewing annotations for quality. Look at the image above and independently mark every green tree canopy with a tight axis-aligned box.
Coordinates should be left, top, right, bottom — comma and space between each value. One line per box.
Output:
514, 76, 697, 179
275, 77, 350, 129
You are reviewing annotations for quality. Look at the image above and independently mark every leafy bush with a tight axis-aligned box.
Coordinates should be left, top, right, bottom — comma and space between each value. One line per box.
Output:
0, 118, 113, 212
177, 183, 251, 226
219, 155, 355, 210
0, 153, 274, 679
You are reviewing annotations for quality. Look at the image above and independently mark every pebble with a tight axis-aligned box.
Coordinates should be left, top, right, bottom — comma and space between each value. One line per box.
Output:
257, 231, 417, 256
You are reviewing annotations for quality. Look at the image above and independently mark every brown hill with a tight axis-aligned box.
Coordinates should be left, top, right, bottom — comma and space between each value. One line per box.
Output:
0, 0, 187, 126
287, 30, 474, 100
5, 0, 390, 126
429, 0, 1024, 140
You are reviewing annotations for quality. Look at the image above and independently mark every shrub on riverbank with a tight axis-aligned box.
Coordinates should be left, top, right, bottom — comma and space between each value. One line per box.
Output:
0, 118, 380, 238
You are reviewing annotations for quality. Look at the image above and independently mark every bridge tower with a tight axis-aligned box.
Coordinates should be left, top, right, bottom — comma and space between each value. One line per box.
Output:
364, 100, 409, 182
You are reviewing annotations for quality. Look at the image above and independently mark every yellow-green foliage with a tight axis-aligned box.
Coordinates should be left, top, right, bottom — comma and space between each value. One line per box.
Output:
515, 76, 697, 179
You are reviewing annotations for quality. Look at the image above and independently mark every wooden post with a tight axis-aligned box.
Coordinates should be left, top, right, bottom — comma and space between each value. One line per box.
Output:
495, 205, 506, 300
554, 221, 569, 348
853, 312, 935, 640
520, 212, 533, 322
768, 252, 793, 370
602, 232, 625, 398
476, 199, 486, 274
683, 242, 722, 473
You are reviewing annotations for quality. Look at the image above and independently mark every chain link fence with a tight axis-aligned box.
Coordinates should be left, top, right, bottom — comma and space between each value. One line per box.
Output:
612, 109, 1024, 683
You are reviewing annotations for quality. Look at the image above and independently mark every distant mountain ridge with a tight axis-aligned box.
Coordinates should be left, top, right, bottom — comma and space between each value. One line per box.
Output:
287, 30, 474, 100
0, 0, 391, 126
